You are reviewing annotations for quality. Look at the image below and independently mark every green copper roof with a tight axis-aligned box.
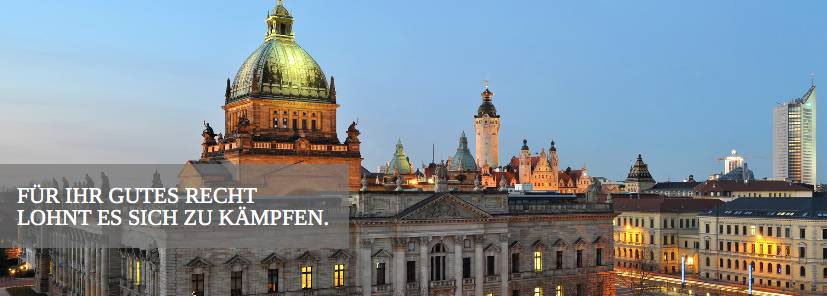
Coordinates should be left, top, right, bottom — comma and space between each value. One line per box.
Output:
228, 2, 332, 103
449, 132, 477, 171
388, 139, 413, 175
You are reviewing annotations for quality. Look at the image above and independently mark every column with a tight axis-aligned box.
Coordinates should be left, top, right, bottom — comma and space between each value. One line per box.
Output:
85, 238, 92, 296
393, 239, 406, 296
101, 248, 109, 296
361, 239, 373, 296
419, 237, 430, 296
454, 236, 463, 296
95, 247, 101, 296
500, 236, 509, 296
474, 236, 483, 296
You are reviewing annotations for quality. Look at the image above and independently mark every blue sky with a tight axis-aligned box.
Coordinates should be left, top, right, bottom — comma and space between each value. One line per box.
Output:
0, 0, 825, 182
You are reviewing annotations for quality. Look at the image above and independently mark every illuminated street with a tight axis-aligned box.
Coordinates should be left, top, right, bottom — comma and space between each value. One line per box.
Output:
616, 271, 794, 296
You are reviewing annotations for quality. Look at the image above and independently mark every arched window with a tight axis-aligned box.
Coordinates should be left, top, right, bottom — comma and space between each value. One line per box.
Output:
800, 266, 806, 277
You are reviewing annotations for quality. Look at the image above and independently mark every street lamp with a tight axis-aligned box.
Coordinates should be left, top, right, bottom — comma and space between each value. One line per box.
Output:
681, 255, 686, 289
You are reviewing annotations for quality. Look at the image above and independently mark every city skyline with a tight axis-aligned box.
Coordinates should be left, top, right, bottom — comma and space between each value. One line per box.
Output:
1, 0, 826, 182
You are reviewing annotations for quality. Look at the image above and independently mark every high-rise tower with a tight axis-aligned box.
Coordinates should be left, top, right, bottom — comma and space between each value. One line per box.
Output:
773, 83, 816, 185
474, 83, 501, 169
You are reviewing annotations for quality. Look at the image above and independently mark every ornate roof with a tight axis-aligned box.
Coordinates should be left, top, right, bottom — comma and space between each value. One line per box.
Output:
228, 1, 332, 103
388, 139, 413, 175
449, 132, 477, 171
475, 85, 499, 118
625, 154, 655, 182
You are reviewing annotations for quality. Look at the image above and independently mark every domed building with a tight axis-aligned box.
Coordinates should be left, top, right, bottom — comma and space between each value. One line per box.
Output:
197, 0, 362, 192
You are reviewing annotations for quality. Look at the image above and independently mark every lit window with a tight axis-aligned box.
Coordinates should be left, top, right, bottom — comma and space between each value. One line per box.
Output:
556, 284, 564, 296
134, 259, 141, 287
301, 266, 313, 289
333, 264, 346, 287
533, 251, 543, 272
534, 287, 543, 296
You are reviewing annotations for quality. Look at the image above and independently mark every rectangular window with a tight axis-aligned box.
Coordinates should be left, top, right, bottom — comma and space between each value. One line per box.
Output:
786, 227, 791, 238
800, 228, 806, 239
301, 266, 313, 289
231, 271, 242, 296
556, 251, 563, 269
576, 284, 584, 296
302, 119, 307, 129
822, 229, 827, 240
487, 256, 496, 276
267, 268, 279, 293
576, 250, 583, 268
535, 287, 543, 296
311, 120, 317, 130
534, 251, 543, 271
556, 284, 563, 296
705, 224, 710, 233
292, 119, 298, 130
406, 261, 416, 283
376, 263, 386, 285
511, 253, 520, 273
768, 227, 773, 236
333, 264, 345, 287
463, 257, 471, 278
191, 274, 204, 296
596, 248, 603, 266
800, 247, 807, 258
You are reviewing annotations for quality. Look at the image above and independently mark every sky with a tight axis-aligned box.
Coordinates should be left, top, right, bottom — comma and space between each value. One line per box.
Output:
0, 0, 825, 183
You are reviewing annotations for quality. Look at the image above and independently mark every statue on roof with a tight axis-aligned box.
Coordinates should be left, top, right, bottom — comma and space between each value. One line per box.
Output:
202, 121, 217, 143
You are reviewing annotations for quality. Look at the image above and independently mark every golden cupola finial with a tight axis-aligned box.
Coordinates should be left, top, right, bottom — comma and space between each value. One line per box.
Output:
265, 0, 294, 41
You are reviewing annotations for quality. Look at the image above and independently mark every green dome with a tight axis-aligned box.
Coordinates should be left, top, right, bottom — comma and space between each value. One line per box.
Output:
228, 2, 332, 103
449, 132, 477, 171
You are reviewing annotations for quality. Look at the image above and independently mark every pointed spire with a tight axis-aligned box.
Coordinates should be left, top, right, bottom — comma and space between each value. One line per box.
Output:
328, 76, 337, 101
549, 140, 556, 151
225, 78, 232, 101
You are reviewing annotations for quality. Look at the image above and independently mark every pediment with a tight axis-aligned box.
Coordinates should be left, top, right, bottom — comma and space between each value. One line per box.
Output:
261, 253, 286, 266
573, 238, 587, 247
552, 238, 567, 248
484, 243, 501, 253
297, 251, 319, 262
593, 236, 608, 245
372, 249, 392, 258
184, 257, 213, 269
509, 241, 523, 251
329, 249, 352, 260
224, 254, 251, 268
398, 193, 492, 220
532, 240, 547, 250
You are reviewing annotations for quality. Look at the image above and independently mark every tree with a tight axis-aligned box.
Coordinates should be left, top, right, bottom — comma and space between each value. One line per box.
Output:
616, 246, 660, 296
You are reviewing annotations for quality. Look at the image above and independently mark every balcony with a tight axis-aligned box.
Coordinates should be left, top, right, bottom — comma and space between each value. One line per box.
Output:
372, 284, 391, 293
405, 282, 419, 291
484, 275, 500, 283
429, 280, 454, 289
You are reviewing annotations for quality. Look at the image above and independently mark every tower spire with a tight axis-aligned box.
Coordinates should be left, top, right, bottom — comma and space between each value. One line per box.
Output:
811, 73, 816, 86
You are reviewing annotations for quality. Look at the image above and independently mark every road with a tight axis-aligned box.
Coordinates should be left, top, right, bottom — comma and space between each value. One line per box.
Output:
615, 271, 794, 296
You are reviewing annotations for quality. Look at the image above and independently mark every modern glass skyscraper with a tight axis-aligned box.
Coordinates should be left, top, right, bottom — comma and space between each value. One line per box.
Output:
773, 83, 816, 185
